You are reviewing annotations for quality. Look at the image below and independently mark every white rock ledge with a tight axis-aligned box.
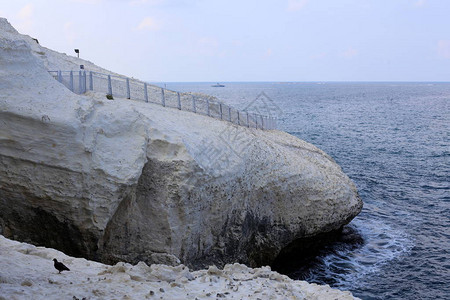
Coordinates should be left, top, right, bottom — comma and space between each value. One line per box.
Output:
0, 235, 360, 300
0, 17, 363, 269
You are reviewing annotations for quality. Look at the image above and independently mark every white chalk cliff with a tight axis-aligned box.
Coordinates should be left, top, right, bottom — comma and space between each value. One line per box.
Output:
0, 18, 362, 270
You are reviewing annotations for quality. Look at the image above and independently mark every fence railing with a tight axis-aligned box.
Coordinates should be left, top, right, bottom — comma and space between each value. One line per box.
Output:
48, 70, 277, 130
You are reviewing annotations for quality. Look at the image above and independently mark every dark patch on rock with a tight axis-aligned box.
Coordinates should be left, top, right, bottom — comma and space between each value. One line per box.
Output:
271, 225, 364, 278
187, 210, 297, 269
0, 194, 98, 259
0, 157, 126, 263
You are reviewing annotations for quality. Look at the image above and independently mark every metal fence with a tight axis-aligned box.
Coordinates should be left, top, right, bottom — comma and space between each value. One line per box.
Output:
48, 70, 277, 130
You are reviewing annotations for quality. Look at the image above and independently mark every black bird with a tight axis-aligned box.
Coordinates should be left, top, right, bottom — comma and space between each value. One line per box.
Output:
53, 258, 70, 273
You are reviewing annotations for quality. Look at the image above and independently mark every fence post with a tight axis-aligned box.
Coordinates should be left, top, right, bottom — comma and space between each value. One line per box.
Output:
161, 88, 165, 107
228, 106, 232, 122
89, 72, 93, 91
246, 112, 249, 128
237, 111, 240, 125
144, 83, 148, 103
82, 71, 85, 93
69, 71, 74, 92
78, 71, 82, 94
255, 114, 258, 129
177, 92, 181, 110
126, 78, 131, 99
83, 71, 87, 93
261, 116, 264, 130
58, 71, 62, 83
219, 104, 223, 120
192, 96, 196, 113
206, 99, 210, 116
107, 75, 112, 96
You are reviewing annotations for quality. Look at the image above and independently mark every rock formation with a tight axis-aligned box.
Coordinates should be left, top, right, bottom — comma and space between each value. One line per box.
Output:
0, 235, 360, 299
0, 18, 362, 269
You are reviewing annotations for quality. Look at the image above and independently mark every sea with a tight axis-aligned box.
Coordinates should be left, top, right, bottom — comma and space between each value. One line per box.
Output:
161, 82, 449, 300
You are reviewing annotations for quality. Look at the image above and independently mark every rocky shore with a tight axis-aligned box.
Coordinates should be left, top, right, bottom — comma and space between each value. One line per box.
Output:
0, 235, 360, 299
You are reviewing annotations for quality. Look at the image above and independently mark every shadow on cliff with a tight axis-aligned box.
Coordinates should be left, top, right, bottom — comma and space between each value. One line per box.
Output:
0, 202, 98, 259
271, 225, 364, 280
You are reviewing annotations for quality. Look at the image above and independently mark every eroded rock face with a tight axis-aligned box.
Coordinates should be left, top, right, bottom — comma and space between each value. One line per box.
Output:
0, 18, 362, 268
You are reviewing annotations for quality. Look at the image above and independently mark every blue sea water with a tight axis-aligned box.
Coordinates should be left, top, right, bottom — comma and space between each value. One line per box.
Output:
164, 82, 450, 300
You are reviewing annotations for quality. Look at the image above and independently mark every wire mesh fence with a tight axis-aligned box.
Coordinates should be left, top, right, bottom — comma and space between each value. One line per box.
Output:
48, 70, 277, 130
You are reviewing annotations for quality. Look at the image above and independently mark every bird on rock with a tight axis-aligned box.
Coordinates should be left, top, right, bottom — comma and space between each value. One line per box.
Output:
53, 258, 70, 273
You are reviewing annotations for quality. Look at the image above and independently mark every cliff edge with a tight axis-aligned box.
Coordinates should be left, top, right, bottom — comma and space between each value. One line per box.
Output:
0, 18, 362, 269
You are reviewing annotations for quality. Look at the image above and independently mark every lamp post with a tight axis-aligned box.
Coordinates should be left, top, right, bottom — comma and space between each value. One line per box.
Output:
74, 49, 79, 58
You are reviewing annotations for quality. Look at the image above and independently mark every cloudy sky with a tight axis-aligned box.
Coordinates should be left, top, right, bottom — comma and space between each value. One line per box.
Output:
1, 0, 450, 82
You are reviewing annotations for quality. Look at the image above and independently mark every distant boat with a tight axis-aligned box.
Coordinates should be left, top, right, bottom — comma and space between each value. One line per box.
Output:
211, 83, 225, 87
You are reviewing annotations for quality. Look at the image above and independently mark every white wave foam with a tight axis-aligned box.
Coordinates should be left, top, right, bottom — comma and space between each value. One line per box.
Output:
306, 217, 414, 289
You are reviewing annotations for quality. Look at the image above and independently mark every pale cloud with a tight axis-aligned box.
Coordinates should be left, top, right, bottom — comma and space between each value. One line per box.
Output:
264, 48, 273, 58
63, 22, 78, 44
341, 47, 358, 58
413, 0, 426, 7
232, 39, 243, 47
16, 4, 33, 32
199, 37, 218, 47
198, 37, 219, 56
70, 0, 102, 3
287, 0, 308, 12
310, 52, 327, 59
437, 40, 450, 59
130, 0, 165, 5
136, 17, 161, 31
18, 4, 33, 19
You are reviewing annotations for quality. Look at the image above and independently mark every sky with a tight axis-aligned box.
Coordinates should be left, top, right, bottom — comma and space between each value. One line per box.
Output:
1, 0, 450, 82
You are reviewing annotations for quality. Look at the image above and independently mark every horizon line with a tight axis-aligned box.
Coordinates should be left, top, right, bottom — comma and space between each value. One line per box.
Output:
147, 80, 450, 84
